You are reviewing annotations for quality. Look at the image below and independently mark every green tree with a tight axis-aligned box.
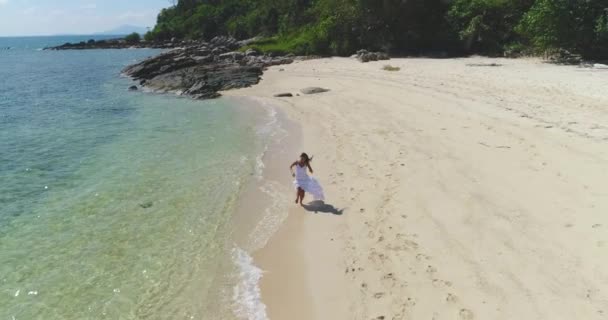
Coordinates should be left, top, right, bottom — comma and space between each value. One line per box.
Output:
518, 0, 608, 58
125, 32, 141, 44
447, 0, 534, 54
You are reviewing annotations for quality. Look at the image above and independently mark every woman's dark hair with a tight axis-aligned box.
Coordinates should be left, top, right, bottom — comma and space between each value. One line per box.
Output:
300, 152, 313, 163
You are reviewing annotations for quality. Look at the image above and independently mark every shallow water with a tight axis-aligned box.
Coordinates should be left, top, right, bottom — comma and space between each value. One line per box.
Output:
0, 36, 271, 319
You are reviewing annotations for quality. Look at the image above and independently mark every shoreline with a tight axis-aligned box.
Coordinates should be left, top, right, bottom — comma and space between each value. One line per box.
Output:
225, 56, 608, 319
227, 94, 350, 320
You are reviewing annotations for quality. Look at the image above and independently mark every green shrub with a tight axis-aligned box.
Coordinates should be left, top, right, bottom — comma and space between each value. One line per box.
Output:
517, 0, 608, 59
124, 32, 141, 44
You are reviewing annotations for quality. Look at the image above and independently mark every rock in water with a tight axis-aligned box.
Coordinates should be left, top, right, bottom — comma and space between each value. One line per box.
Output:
274, 93, 293, 97
301, 87, 330, 94
128, 85, 138, 91
139, 201, 153, 209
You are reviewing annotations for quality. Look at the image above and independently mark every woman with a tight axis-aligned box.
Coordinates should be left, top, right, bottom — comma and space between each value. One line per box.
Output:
290, 153, 325, 205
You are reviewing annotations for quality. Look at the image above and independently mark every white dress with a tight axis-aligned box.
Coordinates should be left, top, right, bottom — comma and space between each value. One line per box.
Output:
293, 163, 325, 201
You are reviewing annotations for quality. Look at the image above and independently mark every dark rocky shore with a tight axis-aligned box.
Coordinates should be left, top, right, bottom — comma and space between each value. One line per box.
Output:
49, 36, 300, 99
121, 36, 297, 99
44, 38, 178, 50
48, 36, 386, 99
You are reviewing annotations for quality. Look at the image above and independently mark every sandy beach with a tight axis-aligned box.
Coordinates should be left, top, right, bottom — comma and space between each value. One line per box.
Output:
226, 57, 608, 320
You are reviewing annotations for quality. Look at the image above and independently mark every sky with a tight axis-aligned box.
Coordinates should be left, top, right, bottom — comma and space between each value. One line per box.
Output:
0, 0, 172, 36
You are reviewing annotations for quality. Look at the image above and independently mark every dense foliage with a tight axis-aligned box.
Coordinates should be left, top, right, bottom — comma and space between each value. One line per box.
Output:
125, 32, 142, 44
145, 0, 608, 59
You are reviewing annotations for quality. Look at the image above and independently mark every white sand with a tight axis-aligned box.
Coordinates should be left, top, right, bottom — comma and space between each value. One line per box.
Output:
226, 57, 608, 320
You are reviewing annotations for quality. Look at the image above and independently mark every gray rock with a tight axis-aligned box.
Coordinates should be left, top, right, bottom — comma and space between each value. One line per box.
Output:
193, 55, 214, 63
355, 49, 390, 63
245, 48, 260, 56
128, 85, 138, 91
219, 51, 245, 61
274, 93, 293, 97
237, 36, 263, 47
301, 87, 330, 94
122, 38, 296, 100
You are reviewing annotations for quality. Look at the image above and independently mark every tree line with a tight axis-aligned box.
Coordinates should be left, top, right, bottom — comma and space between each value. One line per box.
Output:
144, 0, 608, 59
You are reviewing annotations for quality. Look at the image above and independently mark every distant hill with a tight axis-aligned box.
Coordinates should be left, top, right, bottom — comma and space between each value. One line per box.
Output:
97, 25, 148, 36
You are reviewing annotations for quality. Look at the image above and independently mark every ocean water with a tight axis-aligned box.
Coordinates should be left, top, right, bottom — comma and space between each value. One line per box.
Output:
0, 36, 276, 319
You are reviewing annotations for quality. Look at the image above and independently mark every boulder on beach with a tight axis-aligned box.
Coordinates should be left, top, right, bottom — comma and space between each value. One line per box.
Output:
301, 87, 330, 94
355, 49, 390, 63
274, 93, 293, 97
128, 85, 138, 91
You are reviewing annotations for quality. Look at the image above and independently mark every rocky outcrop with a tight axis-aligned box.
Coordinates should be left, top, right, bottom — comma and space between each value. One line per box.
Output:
354, 49, 390, 63
44, 38, 180, 50
122, 37, 296, 99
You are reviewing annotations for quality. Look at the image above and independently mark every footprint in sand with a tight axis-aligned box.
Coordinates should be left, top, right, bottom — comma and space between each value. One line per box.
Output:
446, 293, 458, 303
416, 253, 431, 261
592, 224, 602, 229
426, 265, 437, 274
459, 309, 475, 320
382, 273, 395, 281
402, 240, 419, 250
405, 297, 417, 306
432, 279, 453, 287
373, 292, 385, 299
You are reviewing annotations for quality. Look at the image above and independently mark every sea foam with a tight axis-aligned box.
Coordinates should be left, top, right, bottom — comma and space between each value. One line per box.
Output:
232, 247, 268, 320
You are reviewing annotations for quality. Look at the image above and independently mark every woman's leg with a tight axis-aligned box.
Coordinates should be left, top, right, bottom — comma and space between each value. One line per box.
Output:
299, 189, 305, 206
295, 188, 301, 203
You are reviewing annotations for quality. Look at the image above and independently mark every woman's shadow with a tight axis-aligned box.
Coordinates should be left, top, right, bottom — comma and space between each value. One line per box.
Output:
302, 200, 344, 215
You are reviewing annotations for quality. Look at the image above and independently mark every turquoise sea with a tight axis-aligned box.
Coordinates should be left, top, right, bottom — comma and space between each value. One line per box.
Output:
0, 36, 276, 319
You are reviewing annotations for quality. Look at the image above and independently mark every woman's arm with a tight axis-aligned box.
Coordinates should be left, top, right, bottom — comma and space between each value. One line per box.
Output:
307, 162, 314, 174
290, 162, 297, 177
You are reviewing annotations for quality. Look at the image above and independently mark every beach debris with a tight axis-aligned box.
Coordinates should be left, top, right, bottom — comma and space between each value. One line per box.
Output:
479, 142, 511, 149
300, 87, 330, 94
139, 201, 153, 209
354, 49, 389, 63
382, 65, 400, 71
128, 85, 138, 91
466, 63, 502, 67
273, 92, 293, 97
